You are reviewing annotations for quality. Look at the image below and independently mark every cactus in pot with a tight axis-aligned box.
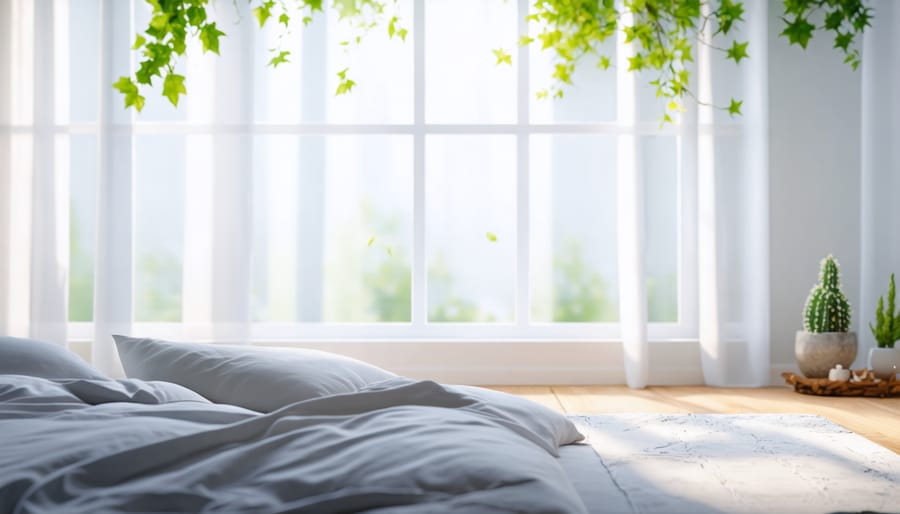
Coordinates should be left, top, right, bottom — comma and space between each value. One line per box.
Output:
803, 256, 851, 333
795, 255, 858, 378
868, 273, 900, 379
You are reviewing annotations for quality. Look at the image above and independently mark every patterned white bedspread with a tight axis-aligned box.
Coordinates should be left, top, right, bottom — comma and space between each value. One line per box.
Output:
569, 414, 900, 514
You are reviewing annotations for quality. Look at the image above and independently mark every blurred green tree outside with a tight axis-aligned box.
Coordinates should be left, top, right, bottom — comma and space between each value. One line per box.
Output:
68, 216, 93, 322
69, 205, 677, 325
427, 253, 495, 322
551, 239, 617, 322
135, 253, 182, 322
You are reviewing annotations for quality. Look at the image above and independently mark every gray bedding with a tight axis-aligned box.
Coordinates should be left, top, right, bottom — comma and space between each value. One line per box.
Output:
0, 374, 588, 514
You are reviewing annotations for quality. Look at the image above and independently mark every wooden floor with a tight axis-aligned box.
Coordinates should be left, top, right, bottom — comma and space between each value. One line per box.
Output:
491, 385, 900, 454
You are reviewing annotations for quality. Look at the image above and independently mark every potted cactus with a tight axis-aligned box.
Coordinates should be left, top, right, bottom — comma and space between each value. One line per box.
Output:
868, 273, 900, 380
795, 255, 858, 378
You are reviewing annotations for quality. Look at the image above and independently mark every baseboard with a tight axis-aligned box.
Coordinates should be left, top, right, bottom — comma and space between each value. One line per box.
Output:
769, 363, 798, 386
69, 338, 711, 386
70, 337, 802, 387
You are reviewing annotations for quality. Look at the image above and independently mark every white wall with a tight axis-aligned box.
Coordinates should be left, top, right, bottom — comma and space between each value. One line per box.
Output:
767, 0, 865, 373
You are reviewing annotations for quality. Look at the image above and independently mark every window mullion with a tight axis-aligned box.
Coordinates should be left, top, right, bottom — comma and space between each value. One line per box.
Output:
515, 0, 530, 328
411, 0, 426, 327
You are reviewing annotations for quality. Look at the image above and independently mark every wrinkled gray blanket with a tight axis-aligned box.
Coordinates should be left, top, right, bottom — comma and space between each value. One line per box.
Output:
0, 375, 587, 514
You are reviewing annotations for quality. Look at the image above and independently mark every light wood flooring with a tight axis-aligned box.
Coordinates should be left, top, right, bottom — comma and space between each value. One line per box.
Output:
491, 385, 900, 454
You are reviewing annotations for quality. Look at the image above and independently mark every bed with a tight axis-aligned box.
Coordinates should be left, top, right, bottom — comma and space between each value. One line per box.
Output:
0, 335, 592, 513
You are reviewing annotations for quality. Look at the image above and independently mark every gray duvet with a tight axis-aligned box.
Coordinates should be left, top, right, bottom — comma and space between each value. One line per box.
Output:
0, 375, 587, 514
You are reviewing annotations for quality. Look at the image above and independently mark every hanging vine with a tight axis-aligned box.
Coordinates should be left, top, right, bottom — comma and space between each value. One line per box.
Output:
115, 0, 872, 120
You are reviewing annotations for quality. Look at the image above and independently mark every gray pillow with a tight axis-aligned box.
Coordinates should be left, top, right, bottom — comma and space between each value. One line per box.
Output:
114, 335, 397, 412
362, 377, 584, 451
0, 336, 108, 380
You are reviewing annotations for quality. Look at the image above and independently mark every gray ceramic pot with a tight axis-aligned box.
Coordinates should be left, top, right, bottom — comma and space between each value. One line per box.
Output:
795, 331, 858, 378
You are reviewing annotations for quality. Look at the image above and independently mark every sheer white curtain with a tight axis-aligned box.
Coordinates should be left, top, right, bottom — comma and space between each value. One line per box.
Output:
859, 0, 900, 355
92, 0, 257, 374
0, 0, 256, 375
619, 0, 770, 387
0, 0, 69, 347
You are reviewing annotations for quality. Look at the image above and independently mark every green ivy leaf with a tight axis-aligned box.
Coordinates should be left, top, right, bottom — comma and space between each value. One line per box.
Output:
199, 23, 226, 55
486, 232, 498, 243
334, 0, 358, 19
170, 22, 187, 55
727, 98, 743, 117
781, 16, 816, 49
134, 59, 160, 85
268, 50, 291, 67
726, 40, 749, 64
852, 7, 873, 31
716, 0, 744, 35
253, 1, 275, 28
132, 34, 146, 50
597, 55, 611, 70
833, 32, 853, 51
552, 63, 573, 84
388, 16, 398, 38
824, 10, 844, 31
627, 53, 645, 71
149, 13, 169, 31
279, 13, 290, 27
186, 5, 206, 26
493, 48, 512, 66
335, 69, 356, 95
112, 76, 145, 112
162, 73, 187, 107
518, 35, 534, 46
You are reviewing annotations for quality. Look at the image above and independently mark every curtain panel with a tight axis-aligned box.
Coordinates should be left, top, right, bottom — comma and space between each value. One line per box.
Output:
859, 0, 900, 355
618, 0, 770, 387
2, 0, 771, 386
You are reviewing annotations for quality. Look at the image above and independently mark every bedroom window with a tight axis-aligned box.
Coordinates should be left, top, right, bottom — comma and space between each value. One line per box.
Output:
55, 0, 718, 343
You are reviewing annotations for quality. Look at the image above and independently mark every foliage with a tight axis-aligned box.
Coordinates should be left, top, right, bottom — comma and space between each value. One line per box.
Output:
803, 254, 851, 333
69, 217, 183, 323
647, 272, 677, 322
362, 237, 412, 322
365, 233, 677, 324
116, 0, 872, 120
523, 0, 871, 121
427, 253, 496, 322
552, 239, 616, 322
135, 253, 183, 322
362, 248, 412, 322
869, 273, 900, 348
116, 0, 406, 110
354, 202, 410, 321
68, 216, 93, 322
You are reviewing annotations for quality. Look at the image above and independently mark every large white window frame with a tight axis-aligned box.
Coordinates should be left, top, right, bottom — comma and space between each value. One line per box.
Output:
50, 0, 747, 345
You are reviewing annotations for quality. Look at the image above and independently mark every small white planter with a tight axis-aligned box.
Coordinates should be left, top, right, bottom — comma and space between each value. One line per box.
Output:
868, 347, 900, 380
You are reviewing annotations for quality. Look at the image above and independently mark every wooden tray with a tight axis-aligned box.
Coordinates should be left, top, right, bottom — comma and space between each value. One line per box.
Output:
782, 371, 900, 398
